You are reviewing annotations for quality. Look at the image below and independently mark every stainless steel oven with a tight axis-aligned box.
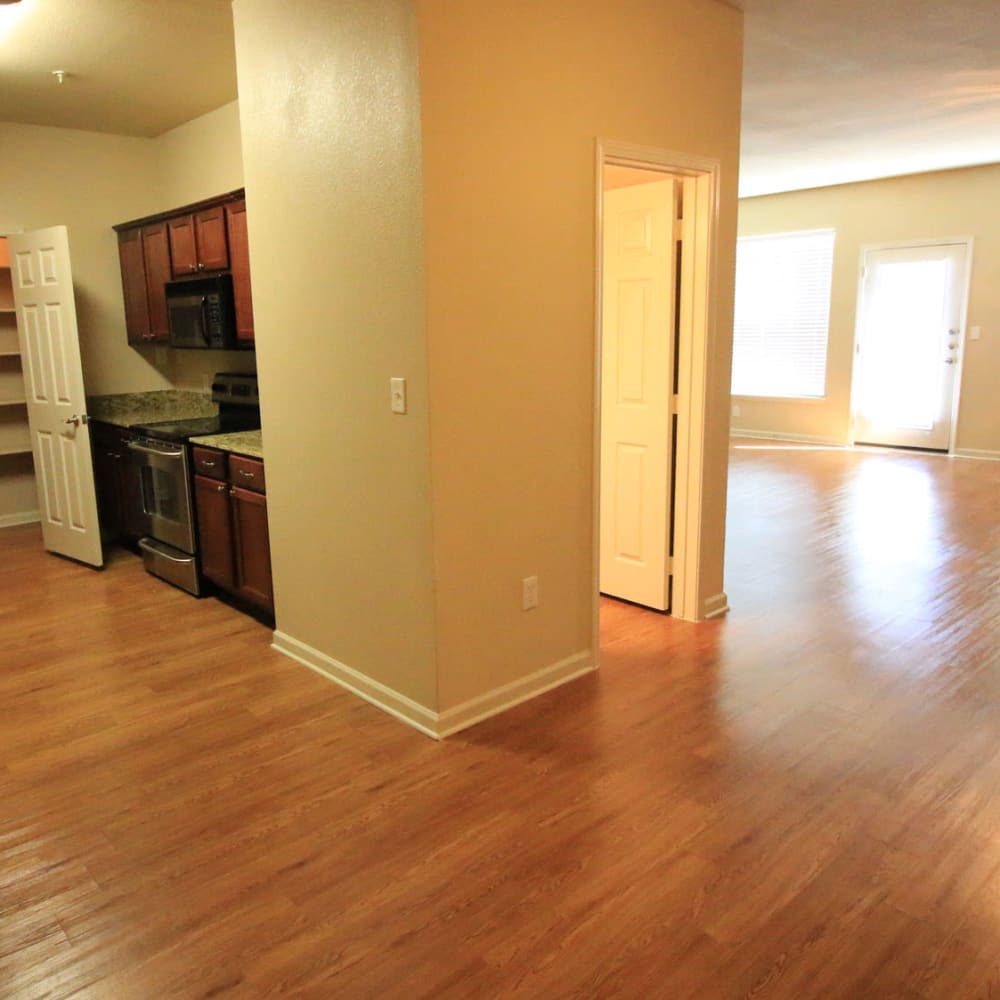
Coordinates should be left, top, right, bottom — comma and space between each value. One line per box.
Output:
128, 372, 261, 597
128, 435, 200, 594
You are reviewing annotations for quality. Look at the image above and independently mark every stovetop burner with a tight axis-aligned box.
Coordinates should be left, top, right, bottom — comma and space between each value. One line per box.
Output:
129, 372, 261, 443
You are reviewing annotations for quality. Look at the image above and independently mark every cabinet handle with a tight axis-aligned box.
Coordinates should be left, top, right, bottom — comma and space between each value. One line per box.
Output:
238, 470, 255, 479
201, 460, 216, 468
197, 262, 205, 271
189, 264, 197, 273
216, 483, 227, 493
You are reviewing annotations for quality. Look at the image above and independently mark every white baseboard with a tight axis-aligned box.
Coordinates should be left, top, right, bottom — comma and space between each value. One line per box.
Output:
436, 651, 596, 738
953, 448, 1000, 462
272, 631, 596, 740
731, 429, 846, 447
272, 630, 441, 738
703, 592, 730, 620
0, 510, 41, 528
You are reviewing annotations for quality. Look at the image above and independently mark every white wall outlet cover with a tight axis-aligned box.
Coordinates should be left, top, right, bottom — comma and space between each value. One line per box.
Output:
522, 575, 539, 610
969, 326, 981, 341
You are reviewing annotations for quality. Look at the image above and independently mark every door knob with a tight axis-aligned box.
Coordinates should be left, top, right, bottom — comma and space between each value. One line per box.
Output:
65, 415, 81, 426
944, 358, 957, 365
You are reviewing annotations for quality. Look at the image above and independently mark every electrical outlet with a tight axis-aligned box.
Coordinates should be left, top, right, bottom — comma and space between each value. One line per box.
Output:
970, 325, 982, 341
522, 575, 539, 611
732, 403, 741, 418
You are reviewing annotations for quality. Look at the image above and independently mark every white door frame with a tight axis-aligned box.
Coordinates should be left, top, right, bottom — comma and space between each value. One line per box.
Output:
849, 236, 974, 455
593, 138, 722, 651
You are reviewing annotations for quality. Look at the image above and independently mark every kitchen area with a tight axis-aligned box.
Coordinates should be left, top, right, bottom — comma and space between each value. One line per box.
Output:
1, 168, 274, 622
82, 186, 273, 618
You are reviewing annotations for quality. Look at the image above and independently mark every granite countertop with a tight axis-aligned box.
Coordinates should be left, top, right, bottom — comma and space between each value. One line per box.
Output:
87, 390, 216, 428
190, 429, 264, 460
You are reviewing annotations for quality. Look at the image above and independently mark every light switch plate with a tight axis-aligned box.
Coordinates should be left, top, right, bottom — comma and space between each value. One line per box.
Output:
390, 377, 407, 414
970, 325, 982, 341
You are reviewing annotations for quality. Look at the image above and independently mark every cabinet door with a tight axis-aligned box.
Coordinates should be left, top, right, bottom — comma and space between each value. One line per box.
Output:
90, 424, 123, 543
231, 485, 273, 612
141, 222, 172, 341
194, 207, 229, 271
117, 228, 151, 343
225, 200, 255, 344
194, 474, 235, 589
167, 215, 199, 277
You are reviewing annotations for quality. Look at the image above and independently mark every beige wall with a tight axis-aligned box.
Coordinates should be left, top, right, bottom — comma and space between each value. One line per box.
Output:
417, 0, 743, 710
230, 0, 741, 729
231, 0, 440, 709
735, 163, 1000, 455
0, 105, 249, 521
0, 107, 249, 400
0, 122, 167, 397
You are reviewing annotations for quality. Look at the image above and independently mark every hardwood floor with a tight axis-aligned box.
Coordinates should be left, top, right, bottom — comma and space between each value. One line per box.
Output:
2, 442, 999, 998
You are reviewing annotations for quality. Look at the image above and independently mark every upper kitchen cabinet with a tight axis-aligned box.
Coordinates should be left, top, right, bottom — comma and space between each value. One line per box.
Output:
115, 221, 173, 344
167, 206, 229, 277
225, 199, 255, 344
113, 189, 255, 348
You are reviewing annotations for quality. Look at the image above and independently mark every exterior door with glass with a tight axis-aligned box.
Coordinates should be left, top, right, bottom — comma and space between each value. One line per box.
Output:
853, 242, 969, 451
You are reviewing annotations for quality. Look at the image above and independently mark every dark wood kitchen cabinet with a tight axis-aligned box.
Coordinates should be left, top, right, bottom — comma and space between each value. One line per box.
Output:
167, 206, 229, 277
225, 199, 255, 344
193, 447, 273, 615
116, 228, 151, 343
115, 221, 173, 344
194, 472, 235, 588
114, 189, 255, 348
91, 421, 146, 545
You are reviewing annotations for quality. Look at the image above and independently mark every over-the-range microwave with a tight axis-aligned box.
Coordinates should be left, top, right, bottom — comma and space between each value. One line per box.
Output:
165, 274, 238, 349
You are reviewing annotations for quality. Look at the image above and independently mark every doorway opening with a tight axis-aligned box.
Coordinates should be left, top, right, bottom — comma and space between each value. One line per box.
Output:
851, 239, 972, 453
592, 140, 722, 653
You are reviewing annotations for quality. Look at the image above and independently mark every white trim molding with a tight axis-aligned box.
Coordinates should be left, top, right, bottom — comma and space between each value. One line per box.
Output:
731, 429, 848, 447
953, 448, 1000, 462
0, 510, 41, 528
437, 652, 595, 738
703, 592, 730, 619
594, 139, 723, 626
272, 631, 595, 740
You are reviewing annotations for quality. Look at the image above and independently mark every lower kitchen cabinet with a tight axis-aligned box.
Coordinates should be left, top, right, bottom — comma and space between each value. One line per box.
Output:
193, 448, 273, 615
91, 421, 145, 545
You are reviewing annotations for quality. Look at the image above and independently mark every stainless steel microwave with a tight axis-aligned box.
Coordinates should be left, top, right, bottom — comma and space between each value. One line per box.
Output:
165, 274, 237, 349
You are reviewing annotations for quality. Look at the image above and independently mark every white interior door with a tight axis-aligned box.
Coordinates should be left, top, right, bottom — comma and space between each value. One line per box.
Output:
9, 226, 103, 567
853, 242, 968, 451
600, 178, 676, 611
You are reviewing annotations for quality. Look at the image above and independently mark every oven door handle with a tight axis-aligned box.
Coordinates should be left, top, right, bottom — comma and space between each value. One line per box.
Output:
127, 441, 185, 459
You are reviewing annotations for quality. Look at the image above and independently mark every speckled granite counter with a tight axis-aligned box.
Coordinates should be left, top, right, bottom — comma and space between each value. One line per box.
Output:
189, 429, 263, 460
87, 390, 216, 428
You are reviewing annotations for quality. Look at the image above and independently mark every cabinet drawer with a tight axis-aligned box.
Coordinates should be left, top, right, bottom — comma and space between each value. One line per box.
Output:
229, 454, 265, 493
192, 446, 227, 480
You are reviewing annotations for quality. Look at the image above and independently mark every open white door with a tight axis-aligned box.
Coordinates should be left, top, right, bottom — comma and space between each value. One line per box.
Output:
9, 226, 103, 567
853, 242, 969, 451
599, 179, 677, 611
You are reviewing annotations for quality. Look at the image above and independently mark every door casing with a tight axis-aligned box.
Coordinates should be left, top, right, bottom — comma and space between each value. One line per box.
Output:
593, 139, 724, 655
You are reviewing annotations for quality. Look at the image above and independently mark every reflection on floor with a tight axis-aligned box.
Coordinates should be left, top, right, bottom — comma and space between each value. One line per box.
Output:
3, 439, 1000, 998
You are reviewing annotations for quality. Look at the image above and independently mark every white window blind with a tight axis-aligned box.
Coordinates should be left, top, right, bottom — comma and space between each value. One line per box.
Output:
731, 228, 835, 399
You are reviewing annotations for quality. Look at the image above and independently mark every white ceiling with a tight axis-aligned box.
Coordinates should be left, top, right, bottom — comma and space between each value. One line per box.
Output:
1, 0, 998, 196
737, 0, 1000, 197
0, 0, 236, 137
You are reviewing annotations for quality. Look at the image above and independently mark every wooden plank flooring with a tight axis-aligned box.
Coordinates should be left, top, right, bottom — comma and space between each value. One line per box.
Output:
2, 441, 999, 998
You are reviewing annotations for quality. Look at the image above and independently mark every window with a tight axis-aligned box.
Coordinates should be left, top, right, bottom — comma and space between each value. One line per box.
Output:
731, 228, 835, 399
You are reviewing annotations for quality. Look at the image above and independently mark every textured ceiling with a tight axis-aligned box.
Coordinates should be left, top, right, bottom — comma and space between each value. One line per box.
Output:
739, 0, 1000, 196
1, 0, 998, 195
0, 0, 237, 137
